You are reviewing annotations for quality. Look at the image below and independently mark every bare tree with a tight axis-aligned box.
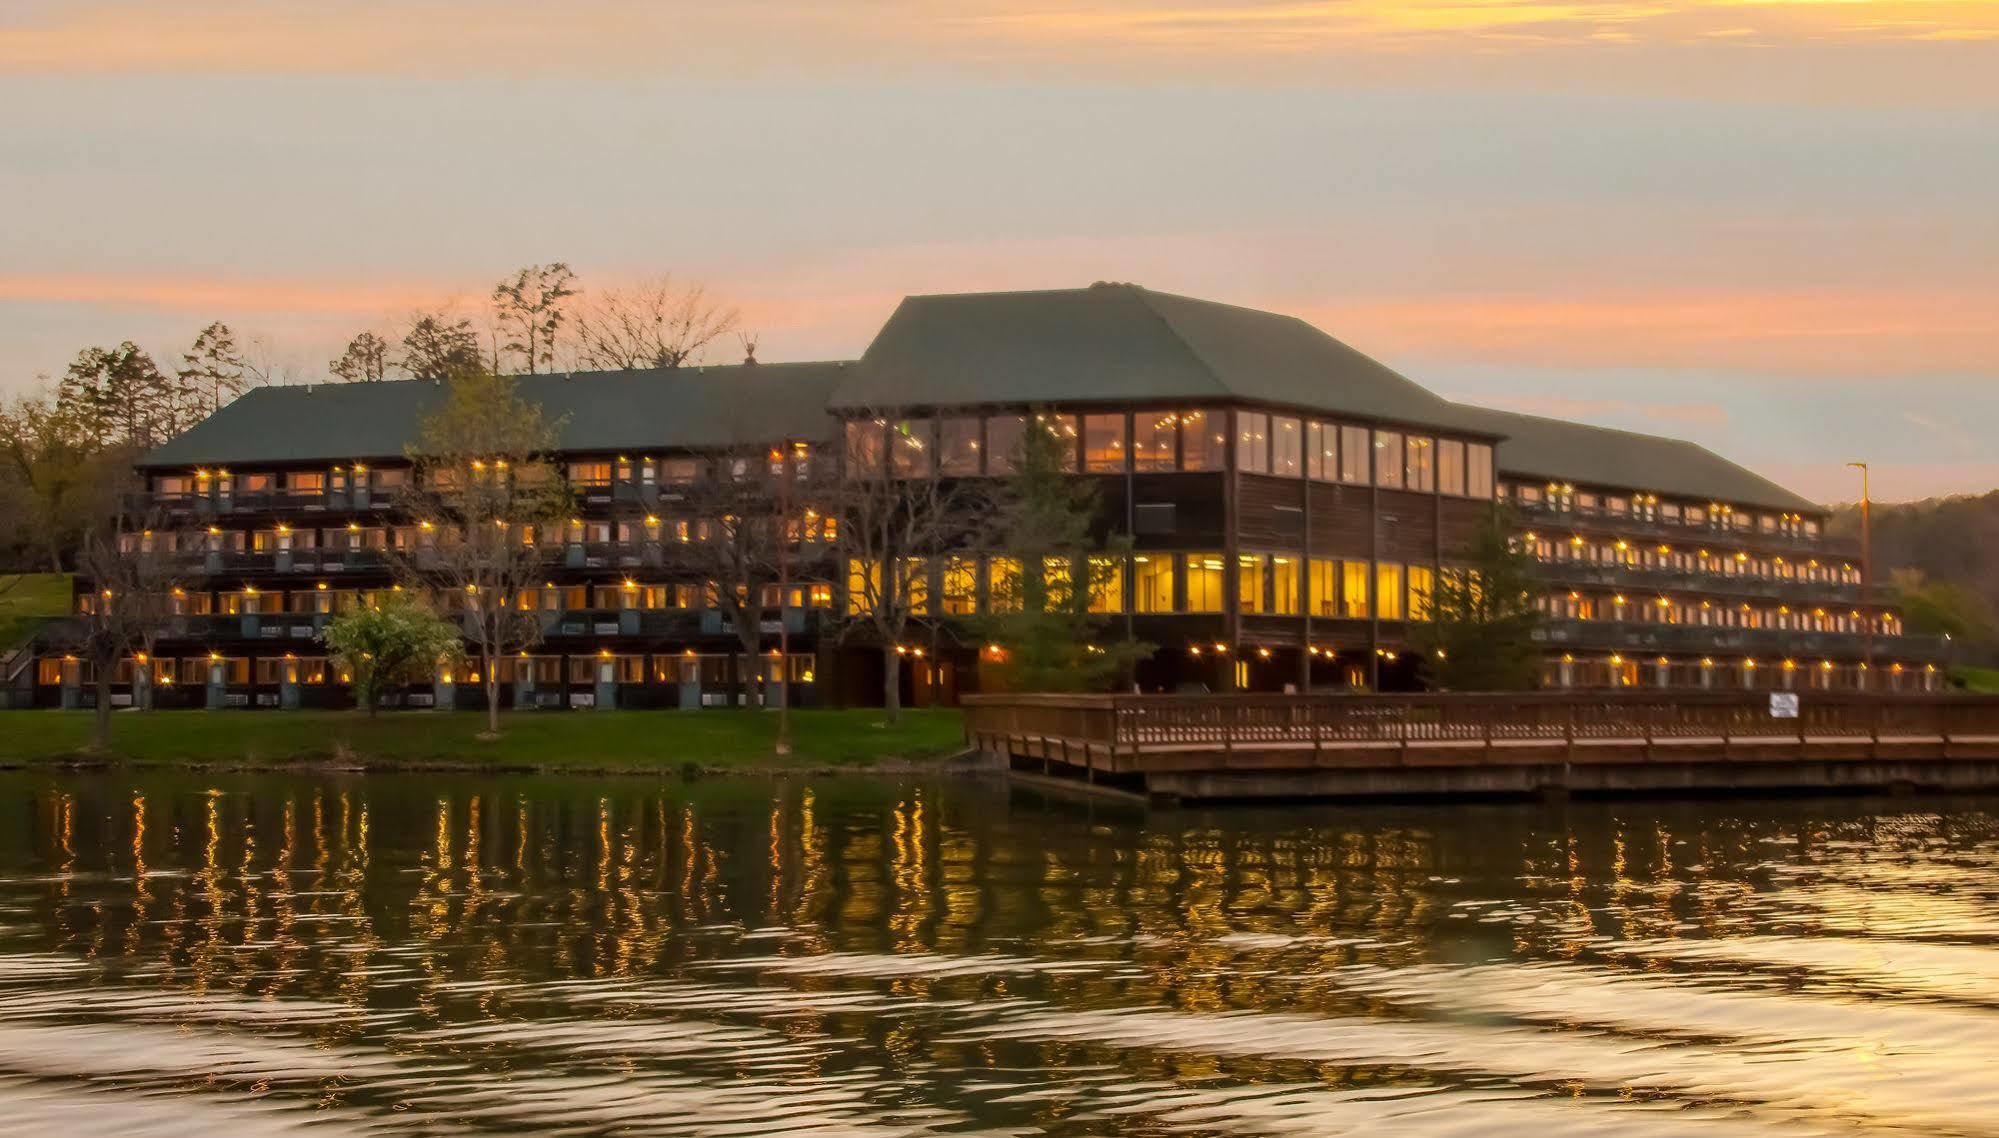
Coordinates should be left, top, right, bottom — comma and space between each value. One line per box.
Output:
74, 504, 189, 751
392, 370, 570, 738
492, 263, 577, 375
832, 412, 989, 725
575, 276, 738, 371
328, 332, 394, 383
674, 449, 795, 709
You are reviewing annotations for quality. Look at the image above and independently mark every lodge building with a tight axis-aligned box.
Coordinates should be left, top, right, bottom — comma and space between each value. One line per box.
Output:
22, 283, 1946, 710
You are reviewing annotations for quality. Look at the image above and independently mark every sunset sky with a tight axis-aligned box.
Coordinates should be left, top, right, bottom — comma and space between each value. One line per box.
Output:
4, 0, 1994, 503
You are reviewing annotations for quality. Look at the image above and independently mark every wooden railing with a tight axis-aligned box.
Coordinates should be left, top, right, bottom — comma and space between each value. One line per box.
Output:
963, 692, 1999, 773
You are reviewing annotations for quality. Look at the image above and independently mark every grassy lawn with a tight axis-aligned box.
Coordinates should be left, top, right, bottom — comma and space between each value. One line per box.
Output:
1953, 666, 1999, 695
0, 573, 70, 651
0, 708, 969, 771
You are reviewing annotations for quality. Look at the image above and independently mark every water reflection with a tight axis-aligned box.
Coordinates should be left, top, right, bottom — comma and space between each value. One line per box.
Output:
0, 772, 1996, 1135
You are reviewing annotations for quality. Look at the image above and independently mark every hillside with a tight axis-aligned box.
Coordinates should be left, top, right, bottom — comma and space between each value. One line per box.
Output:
1829, 489, 1999, 625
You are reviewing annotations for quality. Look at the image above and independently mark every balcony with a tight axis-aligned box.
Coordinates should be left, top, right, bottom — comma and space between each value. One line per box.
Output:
1534, 619, 1946, 660
1514, 502, 1859, 559
1532, 559, 1870, 604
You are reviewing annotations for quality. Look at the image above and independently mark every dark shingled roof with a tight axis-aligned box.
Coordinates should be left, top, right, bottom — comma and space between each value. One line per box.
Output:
139, 362, 849, 468
1442, 403, 1820, 514
833, 283, 1479, 431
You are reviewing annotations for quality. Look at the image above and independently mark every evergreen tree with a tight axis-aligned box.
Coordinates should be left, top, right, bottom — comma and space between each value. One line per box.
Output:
60, 342, 171, 448
1416, 510, 1544, 691
177, 321, 247, 421
978, 416, 1148, 692
491, 263, 577, 375
401, 314, 483, 383
329, 331, 394, 383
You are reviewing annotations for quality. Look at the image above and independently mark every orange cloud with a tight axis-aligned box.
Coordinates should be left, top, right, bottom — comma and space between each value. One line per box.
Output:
4, 0, 1995, 96
1296, 288, 1999, 377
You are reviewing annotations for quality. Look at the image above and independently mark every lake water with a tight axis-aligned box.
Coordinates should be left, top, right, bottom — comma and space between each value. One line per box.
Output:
1, 771, 1997, 1136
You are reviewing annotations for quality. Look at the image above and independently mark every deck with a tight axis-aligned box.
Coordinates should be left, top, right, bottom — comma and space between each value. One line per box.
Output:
961, 692, 1999, 802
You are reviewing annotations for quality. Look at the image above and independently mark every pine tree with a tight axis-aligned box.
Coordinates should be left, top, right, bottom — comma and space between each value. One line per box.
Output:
1416, 510, 1544, 691
60, 342, 171, 448
329, 331, 393, 383
177, 322, 247, 421
978, 416, 1149, 692
401, 314, 482, 383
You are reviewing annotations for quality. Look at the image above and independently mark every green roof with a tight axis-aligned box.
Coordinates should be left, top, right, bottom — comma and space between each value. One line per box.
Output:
833, 283, 1478, 431
1443, 403, 1820, 515
135, 284, 1823, 515
139, 362, 849, 468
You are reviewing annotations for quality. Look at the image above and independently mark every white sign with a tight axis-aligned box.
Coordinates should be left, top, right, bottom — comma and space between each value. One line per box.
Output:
1769, 693, 1799, 719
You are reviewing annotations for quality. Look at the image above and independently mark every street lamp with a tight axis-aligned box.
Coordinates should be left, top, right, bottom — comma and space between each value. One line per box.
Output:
1846, 462, 1872, 687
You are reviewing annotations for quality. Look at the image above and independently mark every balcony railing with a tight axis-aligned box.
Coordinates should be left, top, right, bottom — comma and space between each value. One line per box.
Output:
1534, 619, 1945, 660
1514, 502, 1858, 558
1532, 559, 1871, 603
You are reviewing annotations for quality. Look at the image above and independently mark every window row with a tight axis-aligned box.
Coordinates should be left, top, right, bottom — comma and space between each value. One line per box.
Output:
1523, 535, 1862, 585
38, 653, 818, 688
120, 513, 839, 555
845, 409, 1492, 495
80, 582, 836, 617
1539, 591, 1901, 634
845, 554, 1436, 620
1510, 484, 1823, 540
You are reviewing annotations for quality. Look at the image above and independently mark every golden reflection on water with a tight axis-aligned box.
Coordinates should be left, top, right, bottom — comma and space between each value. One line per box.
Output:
0, 775, 1996, 1135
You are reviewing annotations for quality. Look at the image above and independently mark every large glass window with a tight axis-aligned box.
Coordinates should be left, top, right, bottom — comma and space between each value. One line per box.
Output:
938, 417, 982, 475
1409, 565, 1435, 621
1184, 554, 1225, 612
1467, 442, 1494, 499
1180, 411, 1224, 471
1133, 412, 1178, 471
1438, 440, 1465, 497
1376, 562, 1405, 619
891, 419, 932, 478
1134, 554, 1175, 612
1339, 425, 1370, 483
846, 559, 879, 615
1034, 414, 1079, 472
900, 557, 929, 615
1341, 562, 1370, 618
845, 420, 884, 478
1375, 431, 1404, 489
1237, 554, 1268, 614
941, 556, 978, 615
1042, 556, 1074, 610
1088, 556, 1124, 614
1405, 436, 1435, 492
985, 415, 1026, 475
986, 557, 1022, 612
1309, 558, 1338, 617
1083, 414, 1127, 473
1236, 412, 1269, 474
1308, 422, 1337, 482
1271, 555, 1300, 615
1271, 417, 1302, 478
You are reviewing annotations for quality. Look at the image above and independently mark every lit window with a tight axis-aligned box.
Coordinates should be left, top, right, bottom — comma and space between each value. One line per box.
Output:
1408, 565, 1434, 621
1083, 414, 1127, 473
941, 557, 978, 615
1236, 412, 1269, 474
1341, 561, 1370, 618
845, 420, 885, 478
1404, 436, 1434, 492
1271, 555, 1300, 615
891, 419, 932, 478
985, 415, 1026, 475
1237, 554, 1268, 614
1184, 554, 1225, 613
1133, 555, 1175, 612
1375, 431, 1404, 489
1180, 411, 1224, 471
938, 417, 982, 475
1307, 423, 1337, 482
846, 559, 880, 615
1309, 558, 1339, 617
1437, 440, 1465, 497
1339, 425, 1371, 484
1087, 556, 1125, 614
1376, 562, 1405, 620
986, 557, 1023, 612
1133, 412, 1178, 471
1271, 417, 1302, 478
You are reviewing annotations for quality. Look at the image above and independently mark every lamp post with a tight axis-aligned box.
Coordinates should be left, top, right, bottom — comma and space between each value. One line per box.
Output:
1846, 461, 1872, 688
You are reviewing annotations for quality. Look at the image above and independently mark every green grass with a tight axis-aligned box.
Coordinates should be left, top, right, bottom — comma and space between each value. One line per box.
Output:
0, 573, 70, 651
0, 708, 969, 771
1952, 665, 1999, 695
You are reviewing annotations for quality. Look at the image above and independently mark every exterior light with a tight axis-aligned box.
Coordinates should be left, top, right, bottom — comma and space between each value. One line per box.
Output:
316, 582, 327, 590
1256, 647, 1270, 659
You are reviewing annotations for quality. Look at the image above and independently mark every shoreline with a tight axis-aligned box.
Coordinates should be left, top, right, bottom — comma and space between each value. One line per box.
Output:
0, 748, 1000, 779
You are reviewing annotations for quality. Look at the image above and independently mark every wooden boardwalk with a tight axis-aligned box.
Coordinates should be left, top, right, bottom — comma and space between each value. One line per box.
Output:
961, 692, 1999, 802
